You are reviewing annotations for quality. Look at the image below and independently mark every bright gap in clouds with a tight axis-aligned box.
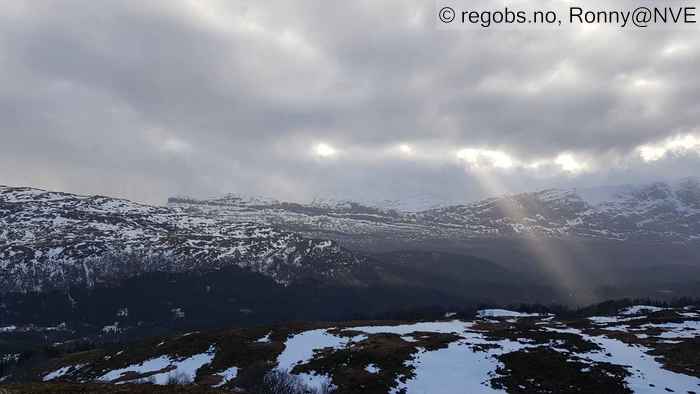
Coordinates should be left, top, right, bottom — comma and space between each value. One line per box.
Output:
639, 145, 667, 162
305, 132, 698, 175
454, 148, 587, 173
638, 134, 700, 162
554, 153, 587, 173
313, 143, 337, 158
161, 138, 192, 154
399, 144, 414, 154
456, 148, 515, 169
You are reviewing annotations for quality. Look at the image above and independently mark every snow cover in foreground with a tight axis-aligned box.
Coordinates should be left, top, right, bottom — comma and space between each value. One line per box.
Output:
563, 328, 700, 393
275, 323, 477, 391
391, 334, 529, 394
276, 329, 364, 391
277, 321, 529, 394
39, 307, 700, 393
651, 321, 700, 339
99, 346, 215, 384
275, 316, 700, 394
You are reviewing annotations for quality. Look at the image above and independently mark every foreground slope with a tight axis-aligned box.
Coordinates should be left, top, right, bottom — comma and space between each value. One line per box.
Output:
14, 305, 700, 393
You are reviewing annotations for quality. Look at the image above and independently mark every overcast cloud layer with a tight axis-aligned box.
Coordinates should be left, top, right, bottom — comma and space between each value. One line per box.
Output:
1, 0, 699, 205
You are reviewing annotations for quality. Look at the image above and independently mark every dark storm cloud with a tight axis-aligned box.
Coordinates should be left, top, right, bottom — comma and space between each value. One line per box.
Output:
1, 1, 699, 204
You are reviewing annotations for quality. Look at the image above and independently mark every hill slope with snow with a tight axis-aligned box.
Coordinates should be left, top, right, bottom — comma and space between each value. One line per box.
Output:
0, 186, 365, 293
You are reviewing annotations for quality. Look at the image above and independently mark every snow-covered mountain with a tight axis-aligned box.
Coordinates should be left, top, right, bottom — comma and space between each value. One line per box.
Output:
170, 177, 700, 245
3, 178, 699, 294
0, 186, 365, 293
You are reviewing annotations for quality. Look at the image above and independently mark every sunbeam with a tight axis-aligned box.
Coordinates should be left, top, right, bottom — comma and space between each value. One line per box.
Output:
466, 168, 598, 304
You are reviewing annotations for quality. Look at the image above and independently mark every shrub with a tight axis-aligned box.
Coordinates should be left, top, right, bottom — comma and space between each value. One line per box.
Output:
165, 371, 192, 385
239, 367, 334, 394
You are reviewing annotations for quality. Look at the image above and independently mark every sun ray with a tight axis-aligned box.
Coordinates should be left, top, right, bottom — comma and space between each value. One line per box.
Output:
467, 169, 597, 304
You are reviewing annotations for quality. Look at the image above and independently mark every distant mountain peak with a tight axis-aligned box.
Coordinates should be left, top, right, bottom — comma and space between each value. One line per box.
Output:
169, 192, 281, 207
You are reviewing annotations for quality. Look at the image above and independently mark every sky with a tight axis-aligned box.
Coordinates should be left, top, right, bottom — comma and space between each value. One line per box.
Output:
1, 0, 699, 205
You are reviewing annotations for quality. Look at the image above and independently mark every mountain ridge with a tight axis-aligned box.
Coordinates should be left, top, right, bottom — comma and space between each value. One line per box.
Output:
169, 177, 700, 245
3, 178, 700, 298
170, 176, 700, 212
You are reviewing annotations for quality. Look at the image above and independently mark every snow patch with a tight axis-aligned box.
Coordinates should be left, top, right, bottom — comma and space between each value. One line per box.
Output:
562, 327, 700, 393
276, 329, 360, 391
213, 366, 238, 387
100, 346, 215, 385
477, 309, 540, 318
256, 332, 272, 343
391, 333, 528, 394
349, 321, 472, 336
43, 364, 84, 381
619, 305, 665, 315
